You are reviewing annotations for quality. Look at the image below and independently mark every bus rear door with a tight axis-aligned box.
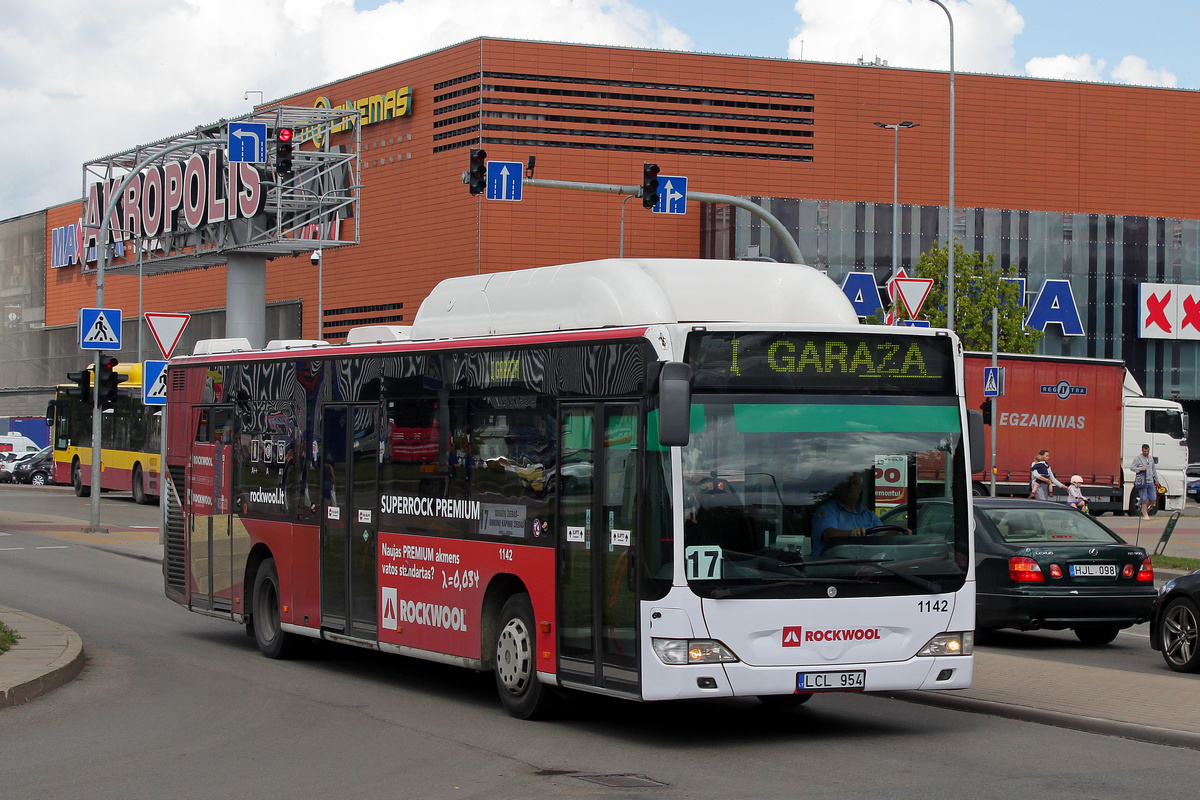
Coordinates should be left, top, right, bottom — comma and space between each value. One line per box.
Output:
320, 403, 379, 640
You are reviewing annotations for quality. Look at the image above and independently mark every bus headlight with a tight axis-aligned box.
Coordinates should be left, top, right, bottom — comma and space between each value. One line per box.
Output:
917, 631, 973, 656
651, 638, 739, 665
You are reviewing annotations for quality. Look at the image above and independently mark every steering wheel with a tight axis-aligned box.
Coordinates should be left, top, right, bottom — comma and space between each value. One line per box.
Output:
864, 524, 911, 536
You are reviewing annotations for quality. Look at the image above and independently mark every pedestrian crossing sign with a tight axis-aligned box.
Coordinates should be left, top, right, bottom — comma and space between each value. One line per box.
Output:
983, 366, 1004, 397
143, 360, 168, 406
79, 307, 122, 351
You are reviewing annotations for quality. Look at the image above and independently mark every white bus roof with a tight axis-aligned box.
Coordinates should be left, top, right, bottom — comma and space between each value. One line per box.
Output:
409, 258, 860, 340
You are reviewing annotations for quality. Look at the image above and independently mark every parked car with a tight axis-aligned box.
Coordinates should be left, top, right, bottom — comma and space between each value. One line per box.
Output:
12, 446, 53, 485
1150, 569, 1200, 672
1189, 478, 1200, 502
882, 497, 1157, 645
1187, 463, 1200, 479
0, 449, 39, 484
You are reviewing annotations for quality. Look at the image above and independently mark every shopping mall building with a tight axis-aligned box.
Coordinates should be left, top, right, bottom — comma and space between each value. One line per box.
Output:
3, 36, 1200, 447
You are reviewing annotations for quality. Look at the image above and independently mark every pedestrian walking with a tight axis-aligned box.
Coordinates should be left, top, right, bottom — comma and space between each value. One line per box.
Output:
1030, 449, 1066, 501
1131, 443, 1158, 520
1067, 475, 1088, 513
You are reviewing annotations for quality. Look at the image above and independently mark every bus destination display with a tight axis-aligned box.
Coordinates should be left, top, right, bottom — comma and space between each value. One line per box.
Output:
685, 331, 955, 394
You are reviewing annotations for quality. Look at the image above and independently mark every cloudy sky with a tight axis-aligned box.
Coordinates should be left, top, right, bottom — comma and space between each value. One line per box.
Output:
3, 0, 1195, 221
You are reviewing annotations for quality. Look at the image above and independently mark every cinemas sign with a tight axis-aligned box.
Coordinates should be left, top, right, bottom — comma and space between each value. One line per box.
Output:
51, 151, 266, 269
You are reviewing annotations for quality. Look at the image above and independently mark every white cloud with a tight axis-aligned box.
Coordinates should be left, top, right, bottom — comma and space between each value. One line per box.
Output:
0, 0, 690, 220
1025, 53, 1106, 82
787, 0, 1024, 74
1024, 52, 1178, 88
1110, 55, 1178, 88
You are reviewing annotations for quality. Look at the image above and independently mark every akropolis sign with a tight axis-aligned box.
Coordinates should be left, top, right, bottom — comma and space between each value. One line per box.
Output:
52, 152, 265, 268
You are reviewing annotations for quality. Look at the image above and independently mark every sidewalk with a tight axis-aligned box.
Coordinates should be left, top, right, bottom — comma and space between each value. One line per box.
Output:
0, 605, 84, 709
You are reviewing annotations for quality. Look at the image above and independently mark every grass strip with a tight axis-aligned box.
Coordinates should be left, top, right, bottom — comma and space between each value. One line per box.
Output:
0, 620, 19, 654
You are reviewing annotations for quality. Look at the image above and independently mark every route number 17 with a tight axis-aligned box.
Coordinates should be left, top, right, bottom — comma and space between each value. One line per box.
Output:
685, 546, 723, 580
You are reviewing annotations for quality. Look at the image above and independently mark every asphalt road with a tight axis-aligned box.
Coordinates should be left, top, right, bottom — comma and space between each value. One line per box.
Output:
2, 486, 1200, 798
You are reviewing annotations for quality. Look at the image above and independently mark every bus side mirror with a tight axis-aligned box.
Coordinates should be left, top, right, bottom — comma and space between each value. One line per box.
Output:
45, 400, 56, 427
967, 408, 984, 474
658, 361, 693, 448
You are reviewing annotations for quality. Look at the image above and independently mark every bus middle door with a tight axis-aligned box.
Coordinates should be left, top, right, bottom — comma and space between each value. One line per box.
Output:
557, 401, 640, 697
319, 403, 379, 640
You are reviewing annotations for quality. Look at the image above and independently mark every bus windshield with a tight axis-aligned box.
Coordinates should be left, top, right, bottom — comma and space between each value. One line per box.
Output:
680, 396, 968, 597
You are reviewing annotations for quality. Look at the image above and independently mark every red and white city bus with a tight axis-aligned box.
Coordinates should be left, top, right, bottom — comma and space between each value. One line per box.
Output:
163, 258, 980, 718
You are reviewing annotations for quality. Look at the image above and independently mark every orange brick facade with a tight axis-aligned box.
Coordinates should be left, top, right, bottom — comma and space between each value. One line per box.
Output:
44, 37, 1200, 339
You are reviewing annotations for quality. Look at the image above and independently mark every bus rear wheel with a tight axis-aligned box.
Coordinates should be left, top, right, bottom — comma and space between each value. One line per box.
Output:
252, 558, 300, 659
494, 593, 556, 719
72, 460, 90, 497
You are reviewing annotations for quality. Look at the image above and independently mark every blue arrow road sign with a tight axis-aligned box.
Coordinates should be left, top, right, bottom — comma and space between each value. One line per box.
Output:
228, 122, 268, 163
143, 360, 168, 406
79, 307, 122, 351
653, 175, 687, 214
898, 319, 931, 328
486, 161, 523, 201
983, 366, 1001, 397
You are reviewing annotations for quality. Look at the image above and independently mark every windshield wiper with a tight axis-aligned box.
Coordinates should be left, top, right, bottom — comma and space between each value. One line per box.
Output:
711, 575, 856, 599
776, 557, 944, 594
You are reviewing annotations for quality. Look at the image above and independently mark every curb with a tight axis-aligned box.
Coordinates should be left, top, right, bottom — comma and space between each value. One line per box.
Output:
891, 690, 1200, 751
0, 609, 85, 709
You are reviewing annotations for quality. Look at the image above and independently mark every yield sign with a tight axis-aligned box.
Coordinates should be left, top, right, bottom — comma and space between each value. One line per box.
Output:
145, 312, 190, 359
892, 278, 934, 319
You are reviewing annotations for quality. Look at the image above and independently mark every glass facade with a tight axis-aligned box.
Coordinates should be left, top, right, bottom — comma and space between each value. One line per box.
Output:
708, 199, 1200, 416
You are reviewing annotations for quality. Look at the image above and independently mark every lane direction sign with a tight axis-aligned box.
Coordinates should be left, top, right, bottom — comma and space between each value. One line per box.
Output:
652, 175, 687, 214
79, 307, 122, 350
486, 161, 523, 201
143, 360, 168, 405
228, 122, 268, 163
145, 312, 191, 359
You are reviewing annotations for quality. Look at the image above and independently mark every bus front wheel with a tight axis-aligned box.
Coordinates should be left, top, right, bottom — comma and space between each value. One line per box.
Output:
72, 460, 90, 497
252, 558, 301, 659
132, 464, 148, 505
494, 593, 556, 719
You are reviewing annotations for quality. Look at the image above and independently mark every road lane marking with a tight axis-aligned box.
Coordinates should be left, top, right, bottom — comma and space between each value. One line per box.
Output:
129, 526, 158, 530
35, 546, 68, 549
0, 547, 24, 551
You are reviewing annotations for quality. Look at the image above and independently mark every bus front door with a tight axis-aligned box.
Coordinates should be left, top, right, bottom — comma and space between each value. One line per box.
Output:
188, 406, 235, 612
319, 404, 379, 640
557, 402, 640, 697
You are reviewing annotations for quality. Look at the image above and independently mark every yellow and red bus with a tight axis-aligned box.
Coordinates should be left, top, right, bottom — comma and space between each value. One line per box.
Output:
49, 361, 162, 504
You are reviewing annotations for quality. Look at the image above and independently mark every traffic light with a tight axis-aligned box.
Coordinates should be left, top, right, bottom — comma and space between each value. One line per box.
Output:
980, 398, 993, 426
276, 127, 294, 178
97, 357, 127, 408
468, 148, 488, 195
66, 369, 91, 404
641, 162, 660, 209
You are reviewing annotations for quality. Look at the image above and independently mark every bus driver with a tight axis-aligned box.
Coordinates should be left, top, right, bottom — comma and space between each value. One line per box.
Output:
811, 472, 881, 556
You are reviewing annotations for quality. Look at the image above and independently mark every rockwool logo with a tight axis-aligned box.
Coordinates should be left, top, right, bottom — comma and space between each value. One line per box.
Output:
783, 626, 803, 647
382, 587, 398, 630
250, 488, 284, 505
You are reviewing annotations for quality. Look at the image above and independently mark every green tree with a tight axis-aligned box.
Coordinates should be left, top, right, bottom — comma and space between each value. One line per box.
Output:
879, 242, 1042, 354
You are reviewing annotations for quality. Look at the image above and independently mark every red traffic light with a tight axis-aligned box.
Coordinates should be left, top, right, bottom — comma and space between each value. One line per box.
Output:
277, 127, 294, 143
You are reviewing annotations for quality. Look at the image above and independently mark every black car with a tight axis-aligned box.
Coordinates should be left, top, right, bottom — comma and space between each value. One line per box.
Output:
1149, 570, 1200, 672
884, 498, 1157, 645
13, 446, 53, 486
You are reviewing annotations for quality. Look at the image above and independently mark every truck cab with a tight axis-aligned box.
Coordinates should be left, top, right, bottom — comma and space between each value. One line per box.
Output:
1123, 371, 1188, 513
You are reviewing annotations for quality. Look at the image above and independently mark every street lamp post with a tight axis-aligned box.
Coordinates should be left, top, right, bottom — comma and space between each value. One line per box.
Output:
873, 121, 919, 281
928, 0, 955, 331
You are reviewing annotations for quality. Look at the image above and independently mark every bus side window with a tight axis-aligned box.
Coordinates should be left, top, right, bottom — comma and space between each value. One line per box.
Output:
195, 409, 211, 443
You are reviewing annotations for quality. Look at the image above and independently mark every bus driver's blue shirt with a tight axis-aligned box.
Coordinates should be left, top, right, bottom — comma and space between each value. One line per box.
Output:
812, 500, 879, 556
